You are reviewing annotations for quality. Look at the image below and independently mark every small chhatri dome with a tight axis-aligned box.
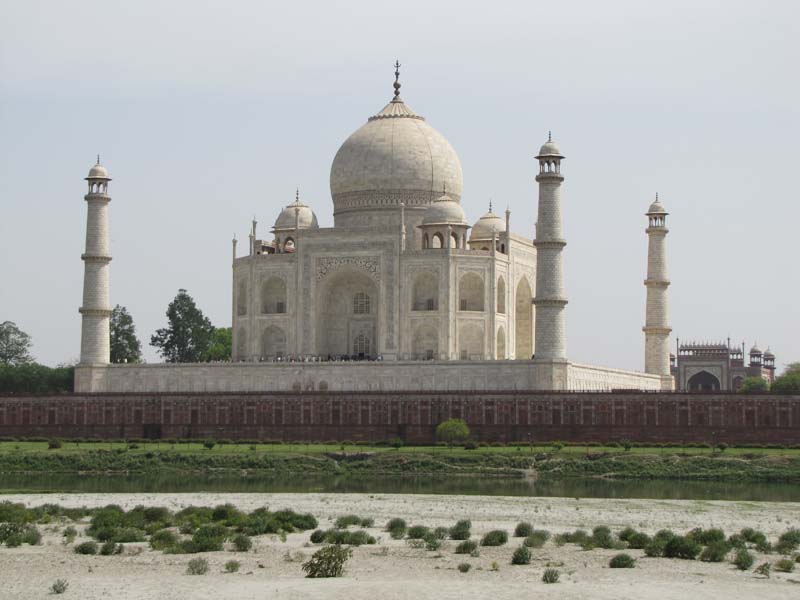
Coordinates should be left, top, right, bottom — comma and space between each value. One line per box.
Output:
469, 203, 506, 241
86, 155, 110, 180
750, 343, 762, 354
647, 193, 668, 215
536, 131, 563, 158
422, 187, 467, 226
763, 347, 775, 358
273, 189, 319, 231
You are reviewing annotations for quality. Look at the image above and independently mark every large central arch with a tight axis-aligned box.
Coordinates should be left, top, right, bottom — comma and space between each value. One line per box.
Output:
316, 268, 379, 358
687, 370, 721, 391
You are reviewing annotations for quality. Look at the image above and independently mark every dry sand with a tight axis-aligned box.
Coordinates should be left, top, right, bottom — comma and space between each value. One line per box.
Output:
1, 492, 799, 599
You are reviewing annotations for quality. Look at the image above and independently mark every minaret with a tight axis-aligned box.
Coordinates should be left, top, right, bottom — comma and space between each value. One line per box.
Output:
533, 133, 568, 368
643, 194, 673, 387
79, 157, 112, 365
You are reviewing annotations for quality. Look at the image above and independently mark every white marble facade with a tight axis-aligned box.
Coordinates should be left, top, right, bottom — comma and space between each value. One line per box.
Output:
74, 68, 674, 393
232, 82, 537, 364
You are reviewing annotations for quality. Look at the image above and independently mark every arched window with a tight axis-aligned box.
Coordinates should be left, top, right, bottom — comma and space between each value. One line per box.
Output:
262, 277, 287, 314
237, 280, 248, 316
459, 272, 485, 311
496, 327, 506, 359
262, 325, 287, 359
432, 233, 444, 249
236, 327, 247, 358
412, 272, 439, 311
515, 277, 533, 359
459, 323, 484, 360
353, 333, 370, 356
497, 277, 506, 314
353, 292, 371, 315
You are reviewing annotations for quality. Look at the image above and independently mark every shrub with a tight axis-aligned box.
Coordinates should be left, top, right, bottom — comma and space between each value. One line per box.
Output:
511, 545, 531, 565
775, 558, 795, 572
733, 548, 755, 571
740, 527, 767, 546
663, 536, 701, 560
481, 530, 508, 547
609, 553, 636, 568
423, 532, 442, 551
360, 517, 375, 528
50, 580, 69, 595
48, 439, 62, 449
653, 529, 676, 544
5, 533, 22, 547
202, 440, 216, 450
191, 524, 228, 552
62, 526, 77, 543
187, 557, 209, 575
458, 562, 472, 573
455, 539, 477, 554
450, 519, 471, 540
592, 526, 614, 549
699, 540, 729, 562
74, 541, 98, 555
524, 530, 550, 548
150, 529, 178, 550
627, 532, 650, 549
755, 562, 771, 578
302, 545, 352, 578
21, 526, 41, 545
435, 418, 470, 446
386, 518, 407, 539
224, 560, 241, 573
618, 527, 637, 542
514, 522, 533, 538
310, 529, 326, 544
232, 534, 252, 552
407, 525, 430, 540
644, 539, 666, 557
778, 528, 800, 553
110, 527, 146, 543
687, 527, 726, 545
542, 568, 560, 583
334, 514, 362, 529
100, 540, 122, 555
755, 539, 773, 554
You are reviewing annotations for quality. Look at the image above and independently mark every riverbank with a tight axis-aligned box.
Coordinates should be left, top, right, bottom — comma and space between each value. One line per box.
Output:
1, 442, 800, 483
1, 493, 798, 599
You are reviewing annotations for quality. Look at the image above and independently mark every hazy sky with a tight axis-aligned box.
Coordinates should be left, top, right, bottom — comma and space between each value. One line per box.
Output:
1, 0, 798, 371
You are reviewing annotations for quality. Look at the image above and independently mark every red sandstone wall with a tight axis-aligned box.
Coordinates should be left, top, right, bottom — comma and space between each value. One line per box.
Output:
0, 392, 798, 444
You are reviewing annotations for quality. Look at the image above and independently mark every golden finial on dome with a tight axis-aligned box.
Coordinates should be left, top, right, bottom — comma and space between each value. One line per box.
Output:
393, 60, 402, 99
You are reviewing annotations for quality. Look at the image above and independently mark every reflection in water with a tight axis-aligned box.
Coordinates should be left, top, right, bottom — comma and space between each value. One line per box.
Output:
0, 473, 798, 502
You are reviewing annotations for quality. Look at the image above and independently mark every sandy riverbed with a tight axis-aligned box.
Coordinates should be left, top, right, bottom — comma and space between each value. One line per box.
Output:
1, 492, 798, 599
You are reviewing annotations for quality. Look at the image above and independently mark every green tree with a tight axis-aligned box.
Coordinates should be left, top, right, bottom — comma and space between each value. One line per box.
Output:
782, 362, 800, 376
772, 371, 800, 394
0, 363, 73, 393
201, 327, 231, 362
110, 305, 142, 364
435, 418, 470, 447
150, 289, 214, 363
0, 321, 33, 365
738, 376, 768, 393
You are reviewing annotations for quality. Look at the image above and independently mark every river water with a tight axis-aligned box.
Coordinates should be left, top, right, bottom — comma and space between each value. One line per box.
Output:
0, 473, 797, 501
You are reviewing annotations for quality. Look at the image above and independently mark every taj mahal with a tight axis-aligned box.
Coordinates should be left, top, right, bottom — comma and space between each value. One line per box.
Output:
74, 65, 674, 394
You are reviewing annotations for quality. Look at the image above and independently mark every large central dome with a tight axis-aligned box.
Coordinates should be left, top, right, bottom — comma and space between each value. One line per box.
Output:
330, 84, 463, 229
